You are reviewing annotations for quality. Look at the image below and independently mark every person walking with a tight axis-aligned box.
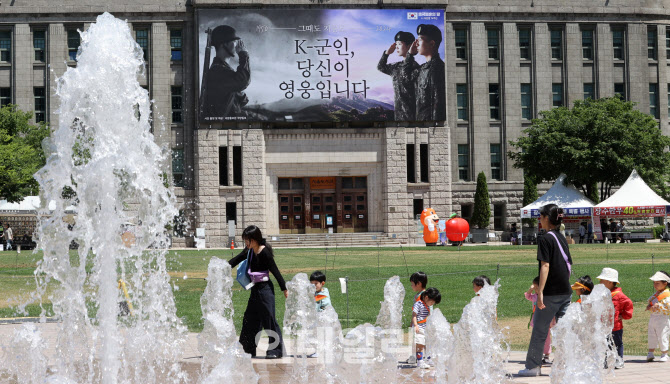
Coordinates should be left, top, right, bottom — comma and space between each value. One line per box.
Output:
228, 225, 287, 358
2, 223, 13, 251
518, 203, 573, 377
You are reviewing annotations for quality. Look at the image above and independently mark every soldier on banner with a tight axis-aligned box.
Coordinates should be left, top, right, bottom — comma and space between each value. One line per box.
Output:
410, 24, 446, 121
202, 25, 251, 120
377, 31, 420, 121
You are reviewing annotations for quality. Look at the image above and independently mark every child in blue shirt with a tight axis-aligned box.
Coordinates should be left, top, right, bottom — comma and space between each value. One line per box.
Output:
310, 270, 331, 312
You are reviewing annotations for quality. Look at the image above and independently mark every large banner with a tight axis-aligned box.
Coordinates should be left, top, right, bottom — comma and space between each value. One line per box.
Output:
198, 9, 445, 123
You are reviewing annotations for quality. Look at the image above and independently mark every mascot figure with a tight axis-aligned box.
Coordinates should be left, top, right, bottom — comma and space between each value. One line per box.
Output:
420, 208, 440, 246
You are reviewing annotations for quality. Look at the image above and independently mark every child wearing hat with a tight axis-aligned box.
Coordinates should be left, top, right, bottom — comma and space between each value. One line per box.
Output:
646, 271, 670, 362
571, 275, 594, 304
597, 267, 634, 369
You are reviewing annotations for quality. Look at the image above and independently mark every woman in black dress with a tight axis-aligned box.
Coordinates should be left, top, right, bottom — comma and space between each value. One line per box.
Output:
228, 225, 287, 358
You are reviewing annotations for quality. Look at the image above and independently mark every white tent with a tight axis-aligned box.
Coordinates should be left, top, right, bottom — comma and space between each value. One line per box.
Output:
594, 169, 669, 217
521, 174, 595, 218
0, 196, 76, 214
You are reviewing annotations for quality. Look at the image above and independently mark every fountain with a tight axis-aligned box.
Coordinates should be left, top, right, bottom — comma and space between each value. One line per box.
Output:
425, 308, 453, 384
550, 284, 616, 383
283, 273, 318, 383
1, 12, 187, 384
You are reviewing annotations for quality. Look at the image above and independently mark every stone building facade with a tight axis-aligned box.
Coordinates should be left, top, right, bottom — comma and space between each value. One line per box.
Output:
1, 0, 669, 247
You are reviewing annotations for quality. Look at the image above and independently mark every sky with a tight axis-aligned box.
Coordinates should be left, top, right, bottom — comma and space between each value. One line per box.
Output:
198, 9, 445, 107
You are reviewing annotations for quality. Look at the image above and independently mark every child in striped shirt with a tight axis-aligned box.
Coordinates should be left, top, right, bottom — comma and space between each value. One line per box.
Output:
413, 287, 441, 369
646, 271, 670, 362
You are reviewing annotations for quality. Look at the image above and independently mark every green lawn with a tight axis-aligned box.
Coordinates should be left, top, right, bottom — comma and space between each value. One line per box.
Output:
1, 243, 669, 355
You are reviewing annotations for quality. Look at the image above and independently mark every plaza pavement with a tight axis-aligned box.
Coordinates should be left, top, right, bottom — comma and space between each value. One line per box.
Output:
1, 322, 669, 383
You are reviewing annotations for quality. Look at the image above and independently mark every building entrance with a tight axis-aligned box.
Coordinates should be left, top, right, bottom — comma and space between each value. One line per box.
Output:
277, 176, 368, 234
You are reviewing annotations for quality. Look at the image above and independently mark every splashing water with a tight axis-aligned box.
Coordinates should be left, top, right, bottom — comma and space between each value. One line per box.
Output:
1, 13, 188, 384
1, 323, 49, 384
376, 276, 405, 331
447, 282, 508, 383
550, 284, 616, 384
284, 273, 318, 384
197, 257, 257, 384
425, 308, 454, 384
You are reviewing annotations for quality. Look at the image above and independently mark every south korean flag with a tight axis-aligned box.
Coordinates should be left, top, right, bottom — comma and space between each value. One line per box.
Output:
407, 12, 418, 20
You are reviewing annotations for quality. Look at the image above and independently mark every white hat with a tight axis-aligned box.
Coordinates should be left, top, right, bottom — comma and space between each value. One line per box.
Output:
597, 268, 619, 284
650, 271, 670, 283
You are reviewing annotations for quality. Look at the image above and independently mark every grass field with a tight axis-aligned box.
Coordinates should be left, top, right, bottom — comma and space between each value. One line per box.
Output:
1, 242, 670, 355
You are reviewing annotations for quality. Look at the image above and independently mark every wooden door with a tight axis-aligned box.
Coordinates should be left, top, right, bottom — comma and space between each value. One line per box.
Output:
279, 193, 304, 234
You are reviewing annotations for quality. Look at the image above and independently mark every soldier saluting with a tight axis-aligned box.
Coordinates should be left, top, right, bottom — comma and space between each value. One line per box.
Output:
377, 31, 420, 121
410, 24, 446, 121
202, 25, 251, 120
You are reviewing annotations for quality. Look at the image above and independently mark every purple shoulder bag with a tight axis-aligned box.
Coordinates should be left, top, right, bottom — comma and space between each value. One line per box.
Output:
247, 249, 270, 283
547, 231, 572, 275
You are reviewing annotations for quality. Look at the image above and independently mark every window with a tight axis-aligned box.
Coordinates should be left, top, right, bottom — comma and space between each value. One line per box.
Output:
667, 29, 670, 60
650, 83, 659, 119
493, 203, 506, 231
614, 83, 626, 100
487, 28, 499, 60
457, 84, 468, 120
420, 144, 429, 183
293, 177, 305, 190
135, 29, 149, 61
0, 31, 10, 62
489, 84, 500, 120
519, 27, 531, 60
613, 29, 625, 60
520, 83, 532, 120
490, 144, 502, 181
34, 87, 45, 123
67, 30, 80, 61
413, 199, 424, 220
648, 27, 657, 60
0, 88, 10, 107
226, 202, 237, 225
550, 29, 562, 60
455, 28, 467, 59
219, 147, 228, 186
171, 86, 182, 123
667, 84, 670, 118
232, 145, 242, 186
170, 29, 182, 61
461, 204, 473, 224
458, 144, 469, 181
406, 144, 416, 183
582, 29, 593, 60
584, 83, 595, 100
172, 148, 184, 187
33, 30, 45, 62
278, 178, 290, 190
552, 83, 563, 107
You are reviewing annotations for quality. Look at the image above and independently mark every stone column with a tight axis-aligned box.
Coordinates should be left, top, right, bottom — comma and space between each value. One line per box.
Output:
427, 126, 451, 216
658, 25, 668, 134
627, 23, 649, 113
534, 23, 552, 113
383, 127, 410, 240
502, 23, 522, 182
241, 129, 267, 236
565, 23, 583, 107
470, 23, 488, 175
48, 24, 67, 124
596, 23, 613, 98
150, 23, 171, 153
13, 24, 33, 118
195, 128, 222, 247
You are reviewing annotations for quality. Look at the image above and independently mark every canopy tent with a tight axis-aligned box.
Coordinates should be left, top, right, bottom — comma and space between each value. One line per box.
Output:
518, 174, 594, 245
521, 174, 595, 218
0, 196, 76, 214
594, 169, 669, 217
593, 170, 669, 242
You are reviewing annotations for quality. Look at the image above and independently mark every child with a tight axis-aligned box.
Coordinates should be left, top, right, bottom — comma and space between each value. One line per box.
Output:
410, 271, 428, 301
310, 270, 331, 312
525, 276, 555, 364
472, 275, 491, 294
571, 275, 594, 304
597, 267, 634, 369
413, 287, 441, 369
646, 271, 670, 362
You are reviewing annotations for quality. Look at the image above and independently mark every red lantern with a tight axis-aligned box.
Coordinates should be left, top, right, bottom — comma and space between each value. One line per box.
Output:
445, 217, 469, 242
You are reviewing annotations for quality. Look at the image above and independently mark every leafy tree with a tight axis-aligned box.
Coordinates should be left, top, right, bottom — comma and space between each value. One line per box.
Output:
522, 172, 538, 227
472, 171, 491, 229
0, 105, 49, 202
509, 97, 670, 201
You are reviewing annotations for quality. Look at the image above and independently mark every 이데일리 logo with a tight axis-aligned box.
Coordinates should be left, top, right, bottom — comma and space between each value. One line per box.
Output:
407, 12, 418, 20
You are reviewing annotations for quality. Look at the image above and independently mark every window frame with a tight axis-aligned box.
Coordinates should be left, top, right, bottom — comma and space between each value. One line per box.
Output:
518, 27, 532, 60
406, 143, 416, 183
34, 87, 46, 123
612, 28, 625, 60
0, 30, 11, 63
67, 29, 80, 62
552, 83, 564, 107
489, 83, 500, 120
171, 86, 183, 124
550, 28, 563, 60
232, 145, 242, 186
457, 144, 469, 181
583, 83, 595, 100
456, 84, 468, 121
219, 146, 228, 186
614, 82, 626, 100
33, 29, 46, 63
170, 29, 182, 61
455, 27, 467, 60
135, 28, 149, 62
0, 87, 11, 107
493, 203, 506, 231
490, 144, 502, 181
487, 28, 500, 60
581, 28, 594, 60
419, 143, 429, 183
172, 148, 185, 188
520, 83, 532, 120
648, 26, 658, 60
650, 83, 659, 119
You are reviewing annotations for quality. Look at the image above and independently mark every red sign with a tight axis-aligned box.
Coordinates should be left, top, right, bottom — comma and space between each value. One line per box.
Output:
593, 206, 665, 217
310, 177, 336, 190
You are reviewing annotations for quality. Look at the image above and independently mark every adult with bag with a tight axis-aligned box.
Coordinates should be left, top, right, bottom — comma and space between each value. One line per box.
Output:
518, 204, 573, 377
228, 225, 287, 359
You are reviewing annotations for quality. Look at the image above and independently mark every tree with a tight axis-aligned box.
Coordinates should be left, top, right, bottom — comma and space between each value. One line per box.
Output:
472, 171, 491, 229
508, 97, 670, 201
522, 172, 538, 227
0, 105, 50, 202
